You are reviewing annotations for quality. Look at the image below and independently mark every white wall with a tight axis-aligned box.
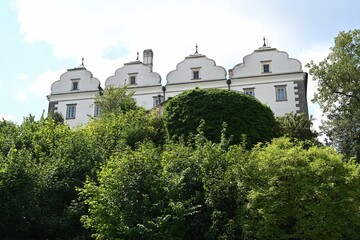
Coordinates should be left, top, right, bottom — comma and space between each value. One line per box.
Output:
229, 46, 306, 116
230, 73, 305, 116
231, 46, 302, 78
130, 85, 164, 109
105, 61, 162, 110
48, 91, 99, 127
48, 67, 101, 127
51, 67, 100, 94
105, 61, 161, 87
166, 54, 227, 84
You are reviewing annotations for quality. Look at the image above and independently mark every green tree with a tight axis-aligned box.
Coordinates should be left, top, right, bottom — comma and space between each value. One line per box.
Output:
85, 108, 163, 160
80, 131, 244, 240
0, 116, 101, 239
94, 85, 138, 115
80, 143, 165, 240
163, 88, 277, 147
307, 29, 360, 161
0, 119, 18, 157
47, 110, 64, 124
277, 112, 318, 143
239, 138, 360, 239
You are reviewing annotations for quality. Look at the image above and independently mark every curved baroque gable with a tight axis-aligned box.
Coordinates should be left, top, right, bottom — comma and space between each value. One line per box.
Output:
50, 68, 100, 94
166, 55, 227, 85
231, 48, 302, 78
105, 62, 161, 88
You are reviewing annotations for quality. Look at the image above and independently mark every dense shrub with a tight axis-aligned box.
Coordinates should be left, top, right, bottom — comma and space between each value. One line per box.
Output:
163, 88, 277, 146
81, 137, 360, 240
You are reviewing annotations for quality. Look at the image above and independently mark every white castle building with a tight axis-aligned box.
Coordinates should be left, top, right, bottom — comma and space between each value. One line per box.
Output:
47, 41, 308, 127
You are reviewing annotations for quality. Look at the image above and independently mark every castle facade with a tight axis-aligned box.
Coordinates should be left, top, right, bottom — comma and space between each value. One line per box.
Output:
47, 42, 308, 127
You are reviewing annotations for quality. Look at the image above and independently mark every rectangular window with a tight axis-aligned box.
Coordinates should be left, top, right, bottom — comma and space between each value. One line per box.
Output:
130, 76, 136, 85
153, 95, 164, 107
275, 86, 287, 101
72, 81, 79, 90
66, 104, 76, 119
263, 64, 270, 73
191, 68, 201, 80
261, 61, 271, 74
244, 88, 255, 97
94, 104, 100, 117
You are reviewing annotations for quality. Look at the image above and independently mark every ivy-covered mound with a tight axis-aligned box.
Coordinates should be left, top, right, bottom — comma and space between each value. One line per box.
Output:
163, 88, 277, 146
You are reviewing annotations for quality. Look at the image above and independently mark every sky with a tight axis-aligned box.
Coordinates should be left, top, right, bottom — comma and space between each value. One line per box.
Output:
1, 0, 359, 132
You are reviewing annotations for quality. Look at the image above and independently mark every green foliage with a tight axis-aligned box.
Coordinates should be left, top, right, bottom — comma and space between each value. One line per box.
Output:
322, 108, 360, 160
80, 134, 244, 240
80, 134, 360, 240
0, 116, 101, 239
0, 119, 18, 157
2, 85, 360, 239
163, 88, 277, 147
277, 112, 318, 143
307, 29, 360, 160
240, 138, 360, 239
94, 85, 138, 115
85, 108, 164, 159
47, 110, 64, 124
81, 143, 165, 240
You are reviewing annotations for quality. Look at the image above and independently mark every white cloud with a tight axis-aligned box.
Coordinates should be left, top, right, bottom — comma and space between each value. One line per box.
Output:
15, 90, 28, 101
13, 0, 290, 83
12, 70, 64, 103
28, 70, 64, 98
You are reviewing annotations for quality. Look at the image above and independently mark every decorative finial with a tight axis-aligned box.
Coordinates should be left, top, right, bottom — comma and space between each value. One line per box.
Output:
263, 37, 266, 47
195, 44, 198, 54
81, 57, 84, 66
136, 51, 139, 61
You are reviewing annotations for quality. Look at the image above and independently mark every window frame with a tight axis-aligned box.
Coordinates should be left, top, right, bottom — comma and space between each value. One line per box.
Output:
94, 104, 100, 117
71, 79, 80, 90
128, 73, 138, 85
275, 85, 287, 101
243, 87, 255, 97
130, 76, 136, 85
191, 67, 201, 80
153, 95, 164, 107
66, 104, 77, 119
261, 61, 272, 74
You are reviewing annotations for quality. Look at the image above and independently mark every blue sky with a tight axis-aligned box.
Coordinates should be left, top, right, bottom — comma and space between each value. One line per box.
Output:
1, 0, 359, 131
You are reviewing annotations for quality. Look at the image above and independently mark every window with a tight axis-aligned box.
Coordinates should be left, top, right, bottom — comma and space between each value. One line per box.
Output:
71, 80, 79, 90
191, 68, 201, 80
263, 64, 270, 73
275, 86, 287, 101
261, 61, 271, 73
153, 95, 164, 107
130, 76, 136, 85
94, 104, 100, 117
128, 73, 137, 85
66, 104, 76, 119
244, 88, 255, 97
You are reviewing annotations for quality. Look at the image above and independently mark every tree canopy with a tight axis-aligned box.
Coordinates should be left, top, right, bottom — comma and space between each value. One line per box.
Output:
80, 136, 360, 240
94, 84, 138, 115
163, 88, 278, 147
277, 112, 318, 143
307, 29, 360, 161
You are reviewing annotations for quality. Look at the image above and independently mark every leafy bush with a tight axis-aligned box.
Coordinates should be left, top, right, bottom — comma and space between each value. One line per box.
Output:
163, 88, 277, 147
